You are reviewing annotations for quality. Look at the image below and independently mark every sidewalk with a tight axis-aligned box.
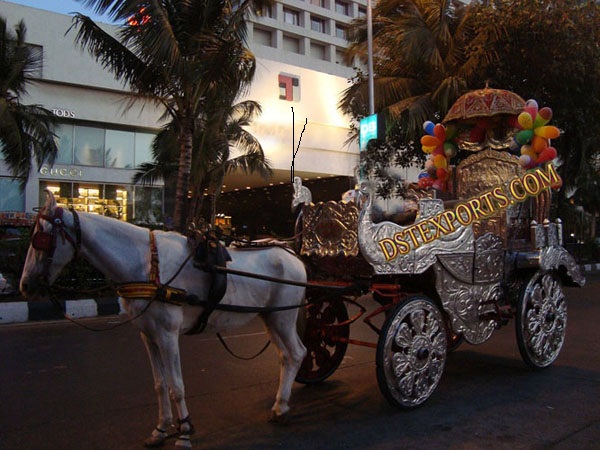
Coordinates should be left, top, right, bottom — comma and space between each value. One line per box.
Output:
1, 265, 598, 325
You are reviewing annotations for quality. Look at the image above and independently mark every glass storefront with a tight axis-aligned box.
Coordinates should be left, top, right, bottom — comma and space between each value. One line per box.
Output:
39, 181, 164, 224
54, 123, 156, 169
0, 178, 25, 211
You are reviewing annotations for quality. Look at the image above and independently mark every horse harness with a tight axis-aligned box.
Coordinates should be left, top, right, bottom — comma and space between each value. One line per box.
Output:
31, 206, 82, 286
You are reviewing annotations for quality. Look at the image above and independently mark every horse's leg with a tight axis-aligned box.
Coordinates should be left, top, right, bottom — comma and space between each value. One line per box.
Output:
155, 331, 194, 449
261, 310, 307, 421
140, 332, 173, 448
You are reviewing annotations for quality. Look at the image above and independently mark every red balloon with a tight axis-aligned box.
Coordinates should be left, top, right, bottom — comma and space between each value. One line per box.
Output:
433, 124, 446, 141
537, 146, 558, 164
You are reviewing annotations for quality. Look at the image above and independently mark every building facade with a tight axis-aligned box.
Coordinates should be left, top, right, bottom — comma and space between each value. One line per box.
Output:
0, 1, 363, 226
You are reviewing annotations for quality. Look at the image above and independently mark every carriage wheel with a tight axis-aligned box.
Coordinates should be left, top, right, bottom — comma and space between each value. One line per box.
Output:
295, 295, 350, 384
516, 271, 567, 369
376, 295, 447, 408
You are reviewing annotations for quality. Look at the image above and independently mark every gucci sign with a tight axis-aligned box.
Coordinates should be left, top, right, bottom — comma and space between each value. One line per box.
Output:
39, 166, 83, 178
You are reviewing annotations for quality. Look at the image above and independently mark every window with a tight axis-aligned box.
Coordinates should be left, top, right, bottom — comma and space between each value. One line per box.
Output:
283, 8, 300, 26
0, 178, 25, 211
105, 129, 135, 168
335, 0, 349, 16
311, 16, 325, 33
26, 44, 43, 78
310, 43, 327, 60
134, 132, 155, 166
358, 7, 366, 18
74, 125, 104, 166
336, 49, 349, 66
257, 6, 273, 18
254, 27, 273, 47
335, 24, 347, 40
134, 186, 163, 223
282, 35, 300, 53
310, 0, 326, 7
55, 123, 74, 164
52, 123, 155, 169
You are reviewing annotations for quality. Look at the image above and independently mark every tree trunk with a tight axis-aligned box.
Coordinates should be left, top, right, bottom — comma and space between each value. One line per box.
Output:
173, 126, 193, 232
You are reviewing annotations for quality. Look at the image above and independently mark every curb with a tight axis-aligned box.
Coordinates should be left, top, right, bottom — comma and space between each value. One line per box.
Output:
0, 297, 124, 325
1, 264, 598, 325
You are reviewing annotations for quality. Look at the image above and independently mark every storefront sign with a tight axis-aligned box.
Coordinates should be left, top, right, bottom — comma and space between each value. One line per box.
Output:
39, 166, 83, 178
51, 108, 75, 118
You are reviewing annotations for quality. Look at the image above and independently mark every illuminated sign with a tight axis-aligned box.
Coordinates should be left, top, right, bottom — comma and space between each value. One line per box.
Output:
359, 113, 383, 151
377, 162, 562, 261
39, 166, 83, 178
279, 74, 300, 102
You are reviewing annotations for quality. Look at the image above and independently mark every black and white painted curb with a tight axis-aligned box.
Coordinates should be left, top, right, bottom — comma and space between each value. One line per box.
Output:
1, 264, 598, 325
0, 297, 125, 325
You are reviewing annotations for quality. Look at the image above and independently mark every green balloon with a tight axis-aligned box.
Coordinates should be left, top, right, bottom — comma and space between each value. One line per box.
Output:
516, 129, 533, 145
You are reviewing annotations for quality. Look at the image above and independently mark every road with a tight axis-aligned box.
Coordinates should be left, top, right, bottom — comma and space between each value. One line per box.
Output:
1, 274, 599, 450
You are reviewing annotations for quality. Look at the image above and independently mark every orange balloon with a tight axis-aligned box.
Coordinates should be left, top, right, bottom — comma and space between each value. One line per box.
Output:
531, 135, 548, 153
421, 135, 439, 147
534, 125, 560, 139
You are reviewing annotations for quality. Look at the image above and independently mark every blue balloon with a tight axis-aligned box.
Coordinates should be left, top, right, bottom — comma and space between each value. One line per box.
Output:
418, 172, 429, 179
423, 121, 435, 136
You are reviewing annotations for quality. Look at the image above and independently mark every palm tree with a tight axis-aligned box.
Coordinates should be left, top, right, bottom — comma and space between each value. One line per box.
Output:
0, 17, 57, 187
70, 0, 270, 231
134, 98, 271, 227
340, 0, 495, 143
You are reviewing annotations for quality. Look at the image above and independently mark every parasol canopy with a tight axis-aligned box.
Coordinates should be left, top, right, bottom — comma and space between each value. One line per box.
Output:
443, 88, 525, 123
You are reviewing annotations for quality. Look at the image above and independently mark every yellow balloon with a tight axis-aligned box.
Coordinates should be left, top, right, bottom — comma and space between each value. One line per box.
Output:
422, 145, 435, 154
518, 112, 533, 130
520, 145, 535, 157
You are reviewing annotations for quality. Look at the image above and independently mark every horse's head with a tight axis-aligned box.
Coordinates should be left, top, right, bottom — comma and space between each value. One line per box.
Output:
20, 190, 80, 300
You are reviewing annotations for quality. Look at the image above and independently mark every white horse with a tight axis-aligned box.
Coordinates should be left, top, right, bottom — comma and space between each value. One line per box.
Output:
20, 191, 307, 448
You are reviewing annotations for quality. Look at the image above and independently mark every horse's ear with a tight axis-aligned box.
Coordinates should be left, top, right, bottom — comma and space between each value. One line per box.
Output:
43, 189, 57, 213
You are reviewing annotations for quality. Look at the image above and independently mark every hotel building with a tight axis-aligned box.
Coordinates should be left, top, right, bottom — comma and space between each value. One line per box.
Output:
0, 0, 364, 233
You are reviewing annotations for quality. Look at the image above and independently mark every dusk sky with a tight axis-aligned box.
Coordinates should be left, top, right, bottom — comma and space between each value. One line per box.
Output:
5, 0, 115, 23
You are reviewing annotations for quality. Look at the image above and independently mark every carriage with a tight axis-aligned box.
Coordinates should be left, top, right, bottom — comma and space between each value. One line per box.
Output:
291, 88, 585, 408
20, 88, 586, 448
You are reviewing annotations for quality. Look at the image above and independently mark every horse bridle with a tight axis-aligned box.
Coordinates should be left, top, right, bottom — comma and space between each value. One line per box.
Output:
31, 206, 82, 284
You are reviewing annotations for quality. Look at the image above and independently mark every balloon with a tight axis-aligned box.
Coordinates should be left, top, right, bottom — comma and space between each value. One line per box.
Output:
431, 145, 445, 156
432, 179, 445, 191
524, 99, 539, 118
534, 125, 560, 139
520, 145, 535, 157
516, 129, 534, 144
425, 159, 435, 170
422, 145, 436, 154
418, 177, 433, 188
518, 112, 533, 130
436, 168, 448, 181
531, 135, 548, 153
537, 146, 557, 164
423, 121, 435, 136
519, 155, 532, 168
443, 142, 457, 158
421, 135, 439, 147
433, 154, 447, 169
433, 124, 446, 141
538, 107, 553, 122
509, 138, 521, 152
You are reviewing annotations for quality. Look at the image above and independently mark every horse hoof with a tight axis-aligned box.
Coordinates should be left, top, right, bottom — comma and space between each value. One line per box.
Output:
269, 411, 290, 425
175, 435, 192, 449
144, 435, 166, 448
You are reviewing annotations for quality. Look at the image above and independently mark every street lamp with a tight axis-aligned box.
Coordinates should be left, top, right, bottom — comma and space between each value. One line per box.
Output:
366, 0, 375, 115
